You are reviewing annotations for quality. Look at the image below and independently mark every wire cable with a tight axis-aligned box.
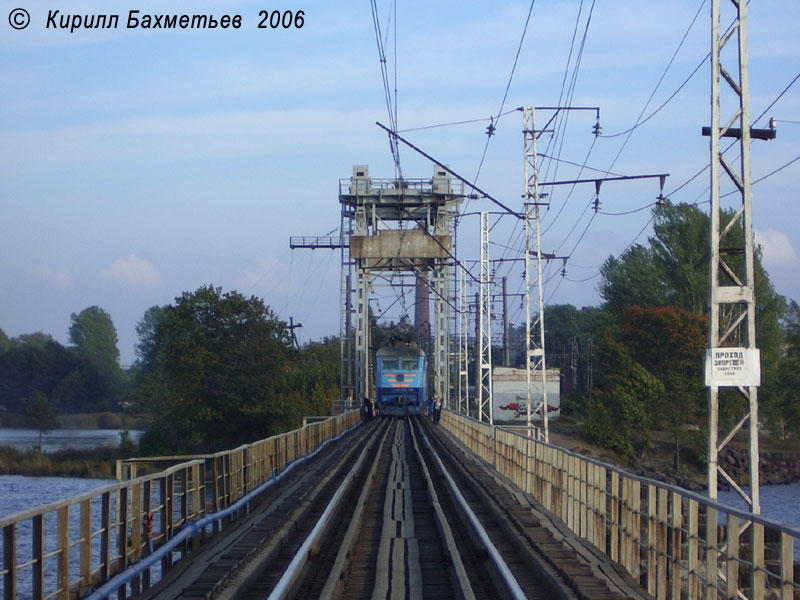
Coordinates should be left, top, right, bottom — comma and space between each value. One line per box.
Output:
601, 0, 707, 140
370, 0, 402, 178
752, 72, 800, 126
472, 0, 537, 185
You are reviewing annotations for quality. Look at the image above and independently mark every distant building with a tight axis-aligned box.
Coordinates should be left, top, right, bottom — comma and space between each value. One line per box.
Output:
491, 366, 560, 422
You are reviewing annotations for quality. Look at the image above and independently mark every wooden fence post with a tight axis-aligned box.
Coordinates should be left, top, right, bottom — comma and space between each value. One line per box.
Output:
57, 506, 69, 600
80, 499, 91, 593
780, 532, 793, 600
32, 514, 44, 600
3, 524, 17, 600
670, 492, 682, 600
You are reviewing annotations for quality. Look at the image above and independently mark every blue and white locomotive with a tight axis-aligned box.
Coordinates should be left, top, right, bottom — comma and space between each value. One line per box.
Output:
375, 343, 426, 417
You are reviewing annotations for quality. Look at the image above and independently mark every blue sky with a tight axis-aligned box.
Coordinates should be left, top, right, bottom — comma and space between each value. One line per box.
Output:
1, 0, 798, 365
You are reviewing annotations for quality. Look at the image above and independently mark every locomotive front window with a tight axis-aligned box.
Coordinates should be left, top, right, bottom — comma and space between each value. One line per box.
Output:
382, 358, 399, 369
401, 358, 419, 369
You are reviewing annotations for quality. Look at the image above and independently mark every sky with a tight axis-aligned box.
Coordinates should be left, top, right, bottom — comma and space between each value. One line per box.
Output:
1, 0, 798, 366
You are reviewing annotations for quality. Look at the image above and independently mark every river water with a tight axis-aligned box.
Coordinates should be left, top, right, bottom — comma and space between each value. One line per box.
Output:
717, 482, 800, 555
0, 428, 144, 453
0, 428, 146, 597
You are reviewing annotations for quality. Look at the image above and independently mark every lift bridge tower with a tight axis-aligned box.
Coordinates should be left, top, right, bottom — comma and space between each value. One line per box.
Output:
339, 164, 465, 408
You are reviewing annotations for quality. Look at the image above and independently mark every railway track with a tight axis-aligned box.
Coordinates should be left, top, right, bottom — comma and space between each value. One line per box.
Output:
135, 416, 642, 600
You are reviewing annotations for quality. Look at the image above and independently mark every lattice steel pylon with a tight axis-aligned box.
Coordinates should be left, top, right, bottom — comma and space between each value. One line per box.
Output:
340, 211, 355, 409
477, 212, 493, 423
523, 107, 549, 441
457, 267, 469, 414
706, 0, 773, 513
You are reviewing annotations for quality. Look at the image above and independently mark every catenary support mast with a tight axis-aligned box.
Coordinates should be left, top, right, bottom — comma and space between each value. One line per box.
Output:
523, 107, 549, 441
706, 0, 774, 512
477, 212, 493, 423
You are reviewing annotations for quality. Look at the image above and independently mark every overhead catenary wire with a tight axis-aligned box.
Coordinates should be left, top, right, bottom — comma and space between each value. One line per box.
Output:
601, 1, 707, 141
370, 0, 402, 179
752, 72, 800, 126
398, 109, 522, 134
533, 0, 713, 304
377, 1, 793, 333
566, 19, 795, 298
486, 1, 600, 303
472, 0, 537, 186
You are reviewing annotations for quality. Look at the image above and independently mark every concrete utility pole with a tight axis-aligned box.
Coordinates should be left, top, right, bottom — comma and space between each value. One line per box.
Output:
705, 0, 775, 513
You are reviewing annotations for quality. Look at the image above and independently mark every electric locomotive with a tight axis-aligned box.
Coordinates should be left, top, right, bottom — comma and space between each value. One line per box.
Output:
375, 343, 426, 417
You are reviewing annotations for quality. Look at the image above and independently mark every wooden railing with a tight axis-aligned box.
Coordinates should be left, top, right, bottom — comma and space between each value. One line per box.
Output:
0, 411, 360, 600
442, 410, 800, 600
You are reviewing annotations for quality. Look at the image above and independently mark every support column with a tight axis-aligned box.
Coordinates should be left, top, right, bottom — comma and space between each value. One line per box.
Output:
706, 0, 768, 514
477, 212, 493, 423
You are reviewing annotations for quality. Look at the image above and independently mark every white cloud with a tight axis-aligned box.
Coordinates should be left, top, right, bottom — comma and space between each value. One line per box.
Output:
101, 255, 161, 287
756, 229, 799, 266
32, 264, 73, 288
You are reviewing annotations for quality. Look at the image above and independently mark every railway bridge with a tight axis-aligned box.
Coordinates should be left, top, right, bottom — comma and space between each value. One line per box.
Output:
1, 410, 799, 600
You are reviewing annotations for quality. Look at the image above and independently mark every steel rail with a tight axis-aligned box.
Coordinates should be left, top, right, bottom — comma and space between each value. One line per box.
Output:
265, 421, 388, 599
84, 421, 364, 600
417, 426, 528, 600
408, 419, 476, 599
318, 421, 393, 597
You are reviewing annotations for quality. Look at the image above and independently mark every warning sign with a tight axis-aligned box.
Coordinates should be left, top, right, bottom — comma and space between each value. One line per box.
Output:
704, 347, 761, 387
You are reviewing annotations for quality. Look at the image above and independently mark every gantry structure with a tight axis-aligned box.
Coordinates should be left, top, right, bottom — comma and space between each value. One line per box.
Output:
339, 165, 465, 407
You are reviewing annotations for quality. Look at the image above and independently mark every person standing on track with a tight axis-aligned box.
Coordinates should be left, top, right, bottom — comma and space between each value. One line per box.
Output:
363, 396, 373, 421
433, 397, 442, 424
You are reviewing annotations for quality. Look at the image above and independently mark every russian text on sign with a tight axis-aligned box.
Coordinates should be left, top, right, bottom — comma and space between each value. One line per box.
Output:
704, 347, 761, 387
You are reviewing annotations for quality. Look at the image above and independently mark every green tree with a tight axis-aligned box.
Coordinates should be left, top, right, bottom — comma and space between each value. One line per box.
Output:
135, 305, 168, 364
69, 306, 120, 369
13, 332, 56, 348
599, 201, 784, 332
783, 299, 800, 355
25, 391, 59, 452
767, 357, 800, 439
541, 305, 615, 412
291, 338, 340, 415
0, 335, 80, 414
599, 244, 670, 315
135, 286, 296, 452
621, 305, 707, 469
584, 336, 664, 459
0, 328, 10, 356
598, 201, 788, 436
599, 201, 709, 314
762, 299, 800, 438
69, 306, 124, 410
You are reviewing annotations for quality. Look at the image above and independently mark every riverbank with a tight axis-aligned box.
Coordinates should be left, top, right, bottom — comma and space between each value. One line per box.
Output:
0, 445, 124, 478
547, 417, 800, 491
0, 410, 150, 430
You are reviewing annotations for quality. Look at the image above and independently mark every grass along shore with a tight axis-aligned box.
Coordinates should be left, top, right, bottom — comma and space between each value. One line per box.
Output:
0, 445, 125, 479
0, 411, 151, 430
